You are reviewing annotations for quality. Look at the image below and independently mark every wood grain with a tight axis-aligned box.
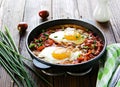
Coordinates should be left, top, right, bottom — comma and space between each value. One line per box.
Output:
77, 0, 92, 19
0, 0, 119, 87
0, 0, 25, 87
20, 0, 53, 87
109, 0, 120, 43
52, 0, 79, 19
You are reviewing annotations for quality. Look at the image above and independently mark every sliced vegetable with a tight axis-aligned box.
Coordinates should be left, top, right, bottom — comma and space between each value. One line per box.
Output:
37, 45, 45, 51
29, 43, 36, 49
44, 39, 54, 47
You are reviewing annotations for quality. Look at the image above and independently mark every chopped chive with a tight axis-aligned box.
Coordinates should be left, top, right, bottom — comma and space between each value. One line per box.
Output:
81, 35, 84, 38
94, 40, 96, 44
54, 36, 58, 38
76, 36, 79, 38
92, 44, 96, 48
29, 43, 36, 48
83, 46, 89, 49
39, 38, 43, 42
35, 39, 39, 43
42, 29, 45, 33
78, 54, 81, 57
38, 43, 43, 46
44, 33, 49, 36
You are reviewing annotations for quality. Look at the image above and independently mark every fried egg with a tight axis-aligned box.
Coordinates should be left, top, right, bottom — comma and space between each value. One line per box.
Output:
49, 27, 85, 44
38, 46, 81, 64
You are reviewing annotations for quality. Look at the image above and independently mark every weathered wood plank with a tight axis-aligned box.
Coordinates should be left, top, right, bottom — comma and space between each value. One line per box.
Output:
77, 0, 92, 20
109, 0, 120, 43
0, 0, 4, 29
20, 0, 53, 87
0, 0, 3, 7
1, 0, 25, 42
52, 0, 79, 19
0, 68, 13, 87
0, 0, 119, 87
0, 0, 25, 87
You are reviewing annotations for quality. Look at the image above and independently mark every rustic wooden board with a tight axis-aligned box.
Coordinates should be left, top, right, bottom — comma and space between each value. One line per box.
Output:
109, 0, 120, 43
0, 0, 3, 29
0, 0, 25, 87
52, 0, 79, 19
0, 0, 119, 87
77, 0, 92, 20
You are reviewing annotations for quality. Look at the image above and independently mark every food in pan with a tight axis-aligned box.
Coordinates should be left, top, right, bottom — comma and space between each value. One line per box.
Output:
29, 24, 104, 64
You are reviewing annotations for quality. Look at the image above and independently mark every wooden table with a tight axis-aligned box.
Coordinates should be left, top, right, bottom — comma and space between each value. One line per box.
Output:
0, 0, 119, 87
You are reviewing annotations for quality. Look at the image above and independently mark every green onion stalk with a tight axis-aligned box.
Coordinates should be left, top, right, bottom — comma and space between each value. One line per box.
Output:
0, 27, 52, 87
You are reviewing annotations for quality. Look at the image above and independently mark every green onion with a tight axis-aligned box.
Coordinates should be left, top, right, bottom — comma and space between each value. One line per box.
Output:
38, 43, 43, 46
76, 36, 79, 38
44, 33, 49, 36
39, 38, 43, 42
29, 43, 36, 49
0, 27, 52, 87
35, 39, 39, 43
54, 36, 58, 38
83, 46, 89, 49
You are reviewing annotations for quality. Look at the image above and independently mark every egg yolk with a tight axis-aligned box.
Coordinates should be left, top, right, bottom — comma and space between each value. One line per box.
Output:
52, 48, 71, 60
64, 30, 81, 40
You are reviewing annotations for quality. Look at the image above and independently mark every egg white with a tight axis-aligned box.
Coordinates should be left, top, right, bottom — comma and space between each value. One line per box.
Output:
38, 47, 68, 64
38, 46, 82, 64
49, 31, 64, 43
49, 27, 85, 44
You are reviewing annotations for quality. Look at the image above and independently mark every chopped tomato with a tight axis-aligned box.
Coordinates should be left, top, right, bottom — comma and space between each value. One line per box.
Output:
94, 41, 102, 55
44, 39, 54, 47
36, 45, 45, 51
84, 50, 92, 56
77, 55, 85, 62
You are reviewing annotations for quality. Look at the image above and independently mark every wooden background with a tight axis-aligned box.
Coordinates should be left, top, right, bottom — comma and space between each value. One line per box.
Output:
0, 0, 120, 87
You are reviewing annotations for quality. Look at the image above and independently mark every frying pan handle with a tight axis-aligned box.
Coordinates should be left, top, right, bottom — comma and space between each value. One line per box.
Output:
33, 59, 51, 69
33, 59, 65, 76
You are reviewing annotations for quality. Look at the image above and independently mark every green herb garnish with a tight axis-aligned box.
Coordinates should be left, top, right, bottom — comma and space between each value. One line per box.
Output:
39, 38, 43, 42
76, 36, 79, 38
29, 43, 36, 48
35, 39, 39, 43
83, 46, 89, 49
38, 43, 43, 46
54, 36, 58, 38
